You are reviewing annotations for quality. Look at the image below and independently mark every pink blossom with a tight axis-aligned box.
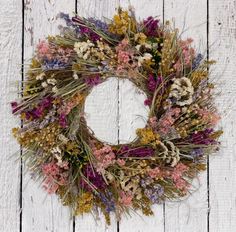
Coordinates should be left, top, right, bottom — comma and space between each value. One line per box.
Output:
175, 178, 189, 193
119, 191, 133, 206
93, 145, 116, 173
149, 116, 157, 128
42, 161, 68, 194
37, 40, 50, 58
147, 167, 161, 178
117, 158, 126, 166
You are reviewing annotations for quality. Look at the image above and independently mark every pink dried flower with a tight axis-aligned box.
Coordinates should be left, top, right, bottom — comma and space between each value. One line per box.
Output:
147, 167, 161, 178
37, 40, 50, 58
117, 158, 126, 166
119, 191, 133, 206
93, 145, 116, 173
149, 116, 157, 128
175, 178, 189, 193
42, 161, 68, 194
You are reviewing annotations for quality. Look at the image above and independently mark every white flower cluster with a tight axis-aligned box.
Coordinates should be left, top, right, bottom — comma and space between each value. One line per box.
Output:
74, 40, 94, 60
136, 43, 153, 67
156, 141, 180, 167
74, 39, 113, 61
169, 77, 194, 106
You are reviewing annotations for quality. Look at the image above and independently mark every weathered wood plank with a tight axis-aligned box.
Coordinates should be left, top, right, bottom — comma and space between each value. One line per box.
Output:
164, 1, 208, 232
209, 0, 236, 231
22, 1, 75, 231
76, 2, 119, 231
0, 0, 22, 231
118, 1, 165, 232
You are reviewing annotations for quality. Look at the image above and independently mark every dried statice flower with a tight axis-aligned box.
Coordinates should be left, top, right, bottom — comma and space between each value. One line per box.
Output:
169, 77, 194, 106
155, 141, 180, 167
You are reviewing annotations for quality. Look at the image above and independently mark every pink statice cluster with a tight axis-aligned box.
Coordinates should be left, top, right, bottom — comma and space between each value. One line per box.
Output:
157, 108, 181, 135
116, 39, 136, 72
93, 145, 116, 173
119, 191, 133, 206
174, 38, 195, 72
147, 167, 162, 179
42, 161, 69, 194
37, 40, 73, 62
171, 163, 189, 193
198, 109, 220, 126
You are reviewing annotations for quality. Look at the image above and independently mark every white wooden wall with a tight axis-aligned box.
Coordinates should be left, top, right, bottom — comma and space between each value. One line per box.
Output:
0, 0, 236, 231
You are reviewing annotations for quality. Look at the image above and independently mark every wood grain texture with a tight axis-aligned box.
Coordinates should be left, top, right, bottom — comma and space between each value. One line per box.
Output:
209, 0, 236, 231
22, 1, 75, 231
118, 1, 165, 232
0, 0, 22, 232
164, 1, 208, 232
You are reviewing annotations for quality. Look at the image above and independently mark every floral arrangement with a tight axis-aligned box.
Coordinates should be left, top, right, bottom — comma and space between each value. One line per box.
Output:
11, 8, 222, 224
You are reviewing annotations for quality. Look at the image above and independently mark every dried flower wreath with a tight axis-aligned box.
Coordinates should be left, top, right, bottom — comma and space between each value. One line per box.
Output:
11, 8, 222, 224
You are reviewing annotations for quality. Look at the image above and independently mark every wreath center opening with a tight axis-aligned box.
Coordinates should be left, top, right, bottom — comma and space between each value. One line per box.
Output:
84, 77, 149, 145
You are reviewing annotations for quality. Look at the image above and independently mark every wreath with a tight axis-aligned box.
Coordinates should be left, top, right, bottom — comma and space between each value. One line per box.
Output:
11, 8, 222, 224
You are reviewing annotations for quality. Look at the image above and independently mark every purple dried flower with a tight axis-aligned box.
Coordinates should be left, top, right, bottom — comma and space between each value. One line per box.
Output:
192, 53, 203, 70
147, 74, 163, 92
81, 164, 106, 191
119, 146, 154, 158
190, 128, 216, 145
59, 113, 67, 128
11, 101, 21, 114
42, 59, 68, 71
144, 98, 152, 106
190, 148, 204, 158
88, 18, 108, 32
98, 191, 115, 212
143, 16, 159, 37
85, 74, 101, 87
144, 184, 164, 204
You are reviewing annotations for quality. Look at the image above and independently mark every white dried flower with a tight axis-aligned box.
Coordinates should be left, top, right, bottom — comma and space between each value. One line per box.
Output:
58, 134, 69, 144
41, 81, 48, 88
74, 40, 94, 60
156, 141, 180, 167
52, 86, 58, 93
47, 78, 57, 85
169, 77, 194, 106
36, 72, 45, 80
138, 53, 153, 66
73, 72, 79, 79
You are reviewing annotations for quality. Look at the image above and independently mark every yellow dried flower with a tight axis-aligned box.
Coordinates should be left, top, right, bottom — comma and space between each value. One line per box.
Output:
109, 10, 136, 35
136, 128, 160, 146
134, 33, 147, 44
75, 192, 93, 215
190, 70, 208, 88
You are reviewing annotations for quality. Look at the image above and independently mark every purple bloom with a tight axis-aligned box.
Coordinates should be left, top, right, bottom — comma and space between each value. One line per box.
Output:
98, 191, 115, 213
147, 74, 163, 92
42, 59, 68, 71
190, 129, 216, 145
11, 101, 21, 114
85, 74, 101, 87
144, 184, 164, 204
81, 164, 106, 191
72, 17, 100, 42
88, 18, 108, 33
143, 16, 159, 37
144, 98, 152, 106
59, 113, 67, 128
192, 53, 203, 70
190, 148, 204, 158
119, 146, 154, 158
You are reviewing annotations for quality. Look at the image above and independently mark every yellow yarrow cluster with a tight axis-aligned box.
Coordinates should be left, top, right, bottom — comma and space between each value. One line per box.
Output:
109, 10, 136, 35
136, 128, 160, 146
75, 192, 93, 215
